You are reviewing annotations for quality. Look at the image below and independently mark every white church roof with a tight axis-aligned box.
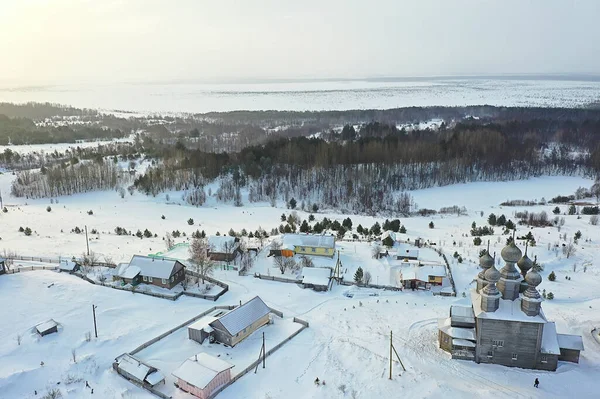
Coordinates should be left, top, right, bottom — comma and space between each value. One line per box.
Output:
541, 322, 561, 355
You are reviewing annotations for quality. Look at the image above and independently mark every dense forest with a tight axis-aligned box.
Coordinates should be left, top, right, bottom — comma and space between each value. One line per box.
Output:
6, 102, 600, 213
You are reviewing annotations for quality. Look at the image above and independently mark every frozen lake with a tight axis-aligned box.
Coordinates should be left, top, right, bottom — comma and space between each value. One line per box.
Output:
1, 77, 600, 114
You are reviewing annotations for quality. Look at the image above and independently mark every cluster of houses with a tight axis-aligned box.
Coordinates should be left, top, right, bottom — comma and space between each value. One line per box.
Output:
438, 242, 583, 371
115, 296, 274, 399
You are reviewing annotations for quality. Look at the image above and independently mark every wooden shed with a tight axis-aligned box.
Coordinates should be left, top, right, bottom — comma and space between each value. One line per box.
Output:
35, 319, 59, 336
113, 353, 165, 387
557, 334, 584, 363
0, 258, 6, 275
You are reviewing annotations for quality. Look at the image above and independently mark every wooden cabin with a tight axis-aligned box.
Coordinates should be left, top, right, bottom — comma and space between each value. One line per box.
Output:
173, 353, 234, 399
209, 296, 271, 347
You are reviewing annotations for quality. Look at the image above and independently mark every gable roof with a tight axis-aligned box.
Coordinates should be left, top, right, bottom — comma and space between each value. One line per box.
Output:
35, 319, 58, 335
115, 353, 155, 382
282, 234, 335, 250
127, 255, 183, 279
210, 296, 270, 337
172, 353, 234, 389
208, 236, 240, 253
541, 322, 561, 355
59, 260, 78, 271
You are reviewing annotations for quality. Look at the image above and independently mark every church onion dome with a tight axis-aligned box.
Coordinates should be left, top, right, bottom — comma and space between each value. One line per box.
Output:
517, 253, 533, 274
484, 265, 501, 283
501, 242, 522, 263
525, 269, 542, 287
479, 252, 494, 269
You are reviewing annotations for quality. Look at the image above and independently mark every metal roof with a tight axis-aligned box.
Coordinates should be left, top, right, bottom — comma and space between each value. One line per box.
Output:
557, 333, 584, 351
128, 255, 182, 279
281, 234, 335, 250
301, 267, 331, 286
208, 236, 239, 253
211, 296, 270, 336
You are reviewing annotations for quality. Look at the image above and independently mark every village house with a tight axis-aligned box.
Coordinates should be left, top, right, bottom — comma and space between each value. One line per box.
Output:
270, 234, 336, 258
207, 236, 242, 262
113, 255, 185, 289
172, 352, 234, 399
438, 242, 584, 370
206, 296, 271, 347
35, 319, 58, 336
399, 265, 446, 290
113, 353, 165, 387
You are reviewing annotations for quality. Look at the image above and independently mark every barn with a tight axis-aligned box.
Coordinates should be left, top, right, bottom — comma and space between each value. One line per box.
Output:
209, 296, 271, 347
173, 353, 234, 399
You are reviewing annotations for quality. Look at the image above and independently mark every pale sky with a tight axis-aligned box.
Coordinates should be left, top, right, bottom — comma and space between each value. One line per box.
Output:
1, 0, 599, 85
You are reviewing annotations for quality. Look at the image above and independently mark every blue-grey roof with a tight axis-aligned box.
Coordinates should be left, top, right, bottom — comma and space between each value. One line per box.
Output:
212, 296, 270, 336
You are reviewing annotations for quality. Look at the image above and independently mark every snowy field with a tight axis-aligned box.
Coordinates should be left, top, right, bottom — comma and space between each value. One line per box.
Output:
1, 78, 600, 113
1, 173, 600, 398
0, 136, 134, 155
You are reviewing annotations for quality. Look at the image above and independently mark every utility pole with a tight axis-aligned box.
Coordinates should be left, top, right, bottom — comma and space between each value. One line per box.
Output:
389, 330, 393, 379
389, 330, 406, 380
85, 226, 90, 256
92, 304, 98, 338
262, 332, 266, 369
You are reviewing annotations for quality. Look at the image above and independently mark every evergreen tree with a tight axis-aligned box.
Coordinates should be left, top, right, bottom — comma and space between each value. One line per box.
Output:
497, 214, 506, 226
354, 267, 364, 284
488, 213, 497, 225
429, 221, 435, 229
383, 236, 394, 247
548, 271, 556, 281
300, 220, 310, 233
399, 225, 407, 234
289, 198, 297, 209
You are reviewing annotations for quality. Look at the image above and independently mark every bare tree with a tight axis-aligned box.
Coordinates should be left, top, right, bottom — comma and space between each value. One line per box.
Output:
274, 255, 296, 275
562, 242, 577, 259
371, 244, 381, 259
299, 255, 314, 268
363, 271, 373, 285
222, 239, 239, 266
71, 348, 77, 363
165, 231, 174, 250
188, 238, 214, 284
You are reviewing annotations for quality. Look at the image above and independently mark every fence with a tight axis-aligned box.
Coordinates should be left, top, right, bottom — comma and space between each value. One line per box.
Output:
129, 305, 236, 355
253, 273, 302, 284
5, 255, 117, 268
269, 308, 284, 318
4, 265, 59, 274
207, 317, 309, 399
338, 280, 403, 291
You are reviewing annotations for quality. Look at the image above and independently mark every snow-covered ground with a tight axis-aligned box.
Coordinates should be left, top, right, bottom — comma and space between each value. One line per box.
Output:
1, 78, 600, 113
1, 173, 600, 398
0, 135, 135, 155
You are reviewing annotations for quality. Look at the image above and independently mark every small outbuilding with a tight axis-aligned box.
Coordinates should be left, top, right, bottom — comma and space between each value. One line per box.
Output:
35, 319, 59, 336
210, 296, 271, 347
59, 259, 80, 273
173, 353, 234, 399
188, 316, 218, 344
207, 236, 241, 262
0, 258, 7, 275
557, 333, 584, 363
301, 267, 331, 291
113, 353, 165, 387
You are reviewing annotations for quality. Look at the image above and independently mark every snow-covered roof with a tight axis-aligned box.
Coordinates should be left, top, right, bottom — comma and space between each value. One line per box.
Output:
208, 236, 239, 253
541, 322, 561, 355
172, 353, 234, 389
471, 290, 547, 324
59, 260, 78, 271
281, 234, 335, 251
127, 255, 182, 279
451, 305, 475, 324
35, 319, 58, 334
400, 265, 446, 282
212, 296, 270, 336
453, 339, 476, 348
301, 267, 331, 286
557, 333, 584, 351
189, 316, 218, 332
119, 265, 141, 280
396, 247, 419, 258
115, 354, 154, 382
438, 318, 476, 340
145, 371, 165, 386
